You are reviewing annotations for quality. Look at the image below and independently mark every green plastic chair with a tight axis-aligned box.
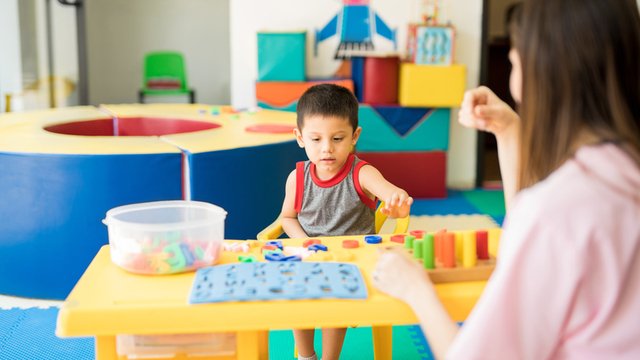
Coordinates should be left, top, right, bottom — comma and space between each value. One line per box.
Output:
138, 51, 196, 103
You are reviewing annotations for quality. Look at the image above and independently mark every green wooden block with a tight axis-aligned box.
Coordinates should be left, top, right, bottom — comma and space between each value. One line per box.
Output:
413, 240, 424, 259
258, 31, 306, 81
239, 255, 257, 263
404, 235, 416, 250
423, 234, 435, 269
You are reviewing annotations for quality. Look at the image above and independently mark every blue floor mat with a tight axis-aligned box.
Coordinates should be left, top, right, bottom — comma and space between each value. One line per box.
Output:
0, 308, 93, 360
411, 190, 481, 216
0, 308, 433, 360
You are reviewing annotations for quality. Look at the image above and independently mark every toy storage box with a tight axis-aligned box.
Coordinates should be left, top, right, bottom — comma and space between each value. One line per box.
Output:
103, 201, 227, 275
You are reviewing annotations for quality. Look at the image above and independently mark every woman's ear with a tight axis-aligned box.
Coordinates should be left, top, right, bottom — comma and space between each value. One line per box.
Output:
352, 126, 362, 145
294, 128, 305, 148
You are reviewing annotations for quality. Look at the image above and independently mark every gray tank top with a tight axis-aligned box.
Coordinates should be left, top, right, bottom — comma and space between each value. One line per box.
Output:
294, 154, 377, 237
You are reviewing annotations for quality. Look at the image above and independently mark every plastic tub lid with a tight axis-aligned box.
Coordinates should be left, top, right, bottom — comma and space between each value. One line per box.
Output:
103, 200, 227, 231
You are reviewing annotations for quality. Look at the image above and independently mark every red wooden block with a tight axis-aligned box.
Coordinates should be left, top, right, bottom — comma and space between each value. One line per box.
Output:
409, 230, 425, 238
342, 239, 360, 249
390, 234, 406, 244
363, 56, 400, 105
303, 239, 322, 248
356, 151, 446, 198
476, 230, 489, 260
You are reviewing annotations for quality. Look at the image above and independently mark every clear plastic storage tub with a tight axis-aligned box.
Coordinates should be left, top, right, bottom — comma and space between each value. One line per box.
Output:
103, 201, 227, 275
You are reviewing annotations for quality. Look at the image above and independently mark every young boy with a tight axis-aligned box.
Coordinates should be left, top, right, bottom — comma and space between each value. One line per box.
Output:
280, 84, 413, 360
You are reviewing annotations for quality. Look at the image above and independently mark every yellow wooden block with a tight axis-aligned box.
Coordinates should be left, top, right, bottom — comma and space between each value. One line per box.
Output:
462, 230, 477, 268
488, 228, 502, 258
398, 63, 466, 107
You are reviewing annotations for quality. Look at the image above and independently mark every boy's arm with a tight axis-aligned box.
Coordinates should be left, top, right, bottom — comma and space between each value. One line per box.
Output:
358, 165, 413, 218
280, 170, 309, 239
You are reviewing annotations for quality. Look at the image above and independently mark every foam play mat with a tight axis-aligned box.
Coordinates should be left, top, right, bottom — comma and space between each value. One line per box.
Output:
0, 307, 433, 359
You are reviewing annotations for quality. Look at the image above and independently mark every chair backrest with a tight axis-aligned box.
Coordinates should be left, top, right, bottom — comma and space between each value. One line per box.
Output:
256, 201, 409, 240
143, 51, 188, 90
374, 201, 410, 234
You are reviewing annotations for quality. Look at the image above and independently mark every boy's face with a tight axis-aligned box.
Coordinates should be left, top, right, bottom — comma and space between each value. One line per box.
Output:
294, 115, 361, 177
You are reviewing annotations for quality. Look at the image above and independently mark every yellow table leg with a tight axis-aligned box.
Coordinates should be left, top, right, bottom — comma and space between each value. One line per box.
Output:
258, 330, 269, 359
371, 326, 393, 360
236, 331, 260, 360
95, 336, 117, 360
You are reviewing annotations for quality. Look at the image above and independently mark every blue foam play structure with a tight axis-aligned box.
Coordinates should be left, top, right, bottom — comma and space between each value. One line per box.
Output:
0, 152, 182, 299
0, 106, 305, 300
188, 142, 305, 240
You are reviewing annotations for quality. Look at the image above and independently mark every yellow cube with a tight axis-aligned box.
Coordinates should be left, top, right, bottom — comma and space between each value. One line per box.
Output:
399, 63, 466, 107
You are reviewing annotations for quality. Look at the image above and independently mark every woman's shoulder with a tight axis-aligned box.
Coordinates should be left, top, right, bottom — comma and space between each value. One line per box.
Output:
510, 143, 639, 237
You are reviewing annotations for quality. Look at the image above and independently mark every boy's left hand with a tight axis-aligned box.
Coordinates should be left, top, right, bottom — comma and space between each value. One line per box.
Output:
380, 192, 413, 218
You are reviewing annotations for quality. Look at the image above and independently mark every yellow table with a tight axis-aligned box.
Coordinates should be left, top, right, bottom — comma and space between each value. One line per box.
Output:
56, 236, 487, 359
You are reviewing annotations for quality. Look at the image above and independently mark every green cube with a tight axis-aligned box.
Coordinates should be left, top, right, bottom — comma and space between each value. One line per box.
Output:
258, 31, 306, 81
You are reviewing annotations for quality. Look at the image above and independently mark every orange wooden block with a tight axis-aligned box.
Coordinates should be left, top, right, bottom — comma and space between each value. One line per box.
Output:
442, 232, 456, 268
434, 230, 445, 264
256, 80, 355, 108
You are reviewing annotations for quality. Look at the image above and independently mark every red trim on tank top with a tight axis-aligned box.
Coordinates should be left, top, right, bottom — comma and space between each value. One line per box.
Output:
294, 161, 305, 213
310, 153, 355, 188
353, 161, 377, 209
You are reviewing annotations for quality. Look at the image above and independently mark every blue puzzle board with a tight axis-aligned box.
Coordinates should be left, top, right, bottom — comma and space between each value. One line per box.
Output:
189, 262, 368, 304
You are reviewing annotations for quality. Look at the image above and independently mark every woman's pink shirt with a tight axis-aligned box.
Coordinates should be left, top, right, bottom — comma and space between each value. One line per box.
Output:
448, 144, 640, 360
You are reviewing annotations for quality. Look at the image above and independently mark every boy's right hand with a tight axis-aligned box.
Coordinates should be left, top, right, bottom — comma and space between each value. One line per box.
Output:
381, 192, 413, 218
458, 86, 519, 138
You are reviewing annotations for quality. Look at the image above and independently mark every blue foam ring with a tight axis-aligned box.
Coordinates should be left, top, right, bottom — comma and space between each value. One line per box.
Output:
282, 255, 302, 262
308, 244, 328, 252
266, 240, 284, 250
180, 243, 195, 266
265, 252, 287, 262
364, 235, 383, 244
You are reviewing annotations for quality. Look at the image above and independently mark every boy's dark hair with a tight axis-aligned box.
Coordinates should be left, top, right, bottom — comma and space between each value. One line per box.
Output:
296, 84, 359, 131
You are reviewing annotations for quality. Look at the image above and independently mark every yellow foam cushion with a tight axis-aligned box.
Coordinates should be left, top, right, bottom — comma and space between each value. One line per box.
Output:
398, 63, 466, 108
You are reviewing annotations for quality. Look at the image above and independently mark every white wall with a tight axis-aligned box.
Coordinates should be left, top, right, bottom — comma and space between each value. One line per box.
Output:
0, 0, 23, 112
85, 0, 230, 105
230, 0, 483, 188
50, 1, 79, 104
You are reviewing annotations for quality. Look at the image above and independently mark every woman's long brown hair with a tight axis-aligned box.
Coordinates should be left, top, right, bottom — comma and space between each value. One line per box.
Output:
514, 0, 640, 190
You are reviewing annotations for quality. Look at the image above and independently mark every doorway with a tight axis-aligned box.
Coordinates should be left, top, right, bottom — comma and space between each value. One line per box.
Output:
478, 0, 519, 188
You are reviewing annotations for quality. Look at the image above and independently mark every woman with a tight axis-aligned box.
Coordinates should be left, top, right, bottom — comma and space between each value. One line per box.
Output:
373, 1, 640, 359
